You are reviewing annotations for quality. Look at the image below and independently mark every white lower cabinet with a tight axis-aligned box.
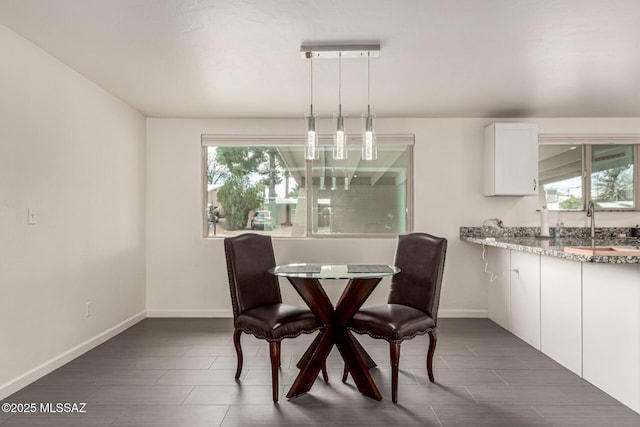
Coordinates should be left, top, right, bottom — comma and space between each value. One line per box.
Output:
481, 245, 640, 414
540, 257, 582, 375
509, 251, 541, 350
583, 263, 640, 413
486, 247, 510, 330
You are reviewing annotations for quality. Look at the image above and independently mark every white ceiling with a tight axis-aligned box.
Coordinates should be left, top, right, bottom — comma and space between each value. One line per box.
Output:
2, 0, 640, 119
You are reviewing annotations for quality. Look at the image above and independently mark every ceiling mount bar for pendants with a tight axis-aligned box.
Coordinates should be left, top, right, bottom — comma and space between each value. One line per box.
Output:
300, 43, 380, 59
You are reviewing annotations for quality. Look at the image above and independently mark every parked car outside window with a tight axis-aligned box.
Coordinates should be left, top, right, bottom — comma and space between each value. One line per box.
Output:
251, 210, 274, 231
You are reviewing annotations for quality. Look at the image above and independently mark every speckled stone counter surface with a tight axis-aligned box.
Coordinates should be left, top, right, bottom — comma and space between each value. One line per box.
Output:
460, 227, 640, 263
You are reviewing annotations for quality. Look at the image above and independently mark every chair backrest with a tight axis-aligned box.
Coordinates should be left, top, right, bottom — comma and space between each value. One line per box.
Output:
387, 233, 447, 321
224, 233, 282, 320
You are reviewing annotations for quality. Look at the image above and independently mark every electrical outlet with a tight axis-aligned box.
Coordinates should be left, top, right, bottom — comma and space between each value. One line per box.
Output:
85, 301, 92, 317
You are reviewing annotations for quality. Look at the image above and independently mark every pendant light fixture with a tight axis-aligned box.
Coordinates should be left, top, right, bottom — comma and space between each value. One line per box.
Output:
304, 56, 319, 160
300, 43, 380, 161
333, 52, 347, 160
362, 52, 377, 160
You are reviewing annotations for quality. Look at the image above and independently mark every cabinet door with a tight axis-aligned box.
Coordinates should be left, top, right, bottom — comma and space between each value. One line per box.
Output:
510, 251, 541, 349
484, 123, 538, 196
486, 247, 510, 330
540, 257, 582, 375
583, 263, 640, 413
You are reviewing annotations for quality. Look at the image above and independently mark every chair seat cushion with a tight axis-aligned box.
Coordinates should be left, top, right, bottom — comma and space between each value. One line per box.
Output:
347, 304, 435, 342
235, 303, 322, 341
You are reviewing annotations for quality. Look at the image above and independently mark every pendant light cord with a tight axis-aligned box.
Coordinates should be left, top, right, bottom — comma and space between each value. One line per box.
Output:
338, 52, 342, 114
310, 57, 314, 114
367, 52, 371, 116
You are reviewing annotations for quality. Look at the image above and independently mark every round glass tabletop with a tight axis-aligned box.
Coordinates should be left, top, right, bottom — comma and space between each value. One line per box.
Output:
269, 263, 400, 279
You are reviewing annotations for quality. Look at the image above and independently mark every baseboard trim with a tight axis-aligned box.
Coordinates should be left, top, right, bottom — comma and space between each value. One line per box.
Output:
146, 309, 233, 318
0, 311, 146, 401
438, 309, 488, 318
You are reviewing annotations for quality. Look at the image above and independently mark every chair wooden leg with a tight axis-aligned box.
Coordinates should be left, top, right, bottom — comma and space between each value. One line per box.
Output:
427, 330, 437, 382
233, 329, 243, 379
322, 361, 329, 382
269, 341, 281, 402
342, 365, 348, 383
390, 342, 401, 403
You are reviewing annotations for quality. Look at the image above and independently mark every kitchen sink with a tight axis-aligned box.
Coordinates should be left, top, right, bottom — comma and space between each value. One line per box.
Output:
564, 246, 640, 256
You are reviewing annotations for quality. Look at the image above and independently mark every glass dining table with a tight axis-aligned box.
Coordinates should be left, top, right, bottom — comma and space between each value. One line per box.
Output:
269, 263, 400, 400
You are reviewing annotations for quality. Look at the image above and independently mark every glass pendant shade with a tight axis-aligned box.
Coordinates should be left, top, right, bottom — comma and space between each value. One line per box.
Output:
319, 175, 326, 190
333, 112, 347, 160
304, 56, 318, 161
361, 112, 377, 160
344, 176, 350, 190
331, 176, 337, 191
305, 112, 319, 160
333, 52, 347, 160
361, 52, 377, 161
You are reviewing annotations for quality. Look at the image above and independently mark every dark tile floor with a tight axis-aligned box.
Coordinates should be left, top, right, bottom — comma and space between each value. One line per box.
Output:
2, 318, 640, 426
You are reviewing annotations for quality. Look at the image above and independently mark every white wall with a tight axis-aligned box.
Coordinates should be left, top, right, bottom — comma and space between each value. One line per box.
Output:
0, 25, 147, 399
146, 116, 640, 319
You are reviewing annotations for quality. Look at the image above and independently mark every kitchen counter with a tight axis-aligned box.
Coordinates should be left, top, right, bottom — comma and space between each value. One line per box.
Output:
464, 225, 640, 413
460, 227, 640, 263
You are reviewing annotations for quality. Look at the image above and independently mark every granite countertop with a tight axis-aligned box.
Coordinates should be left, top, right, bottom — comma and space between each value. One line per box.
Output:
460, 227, 640, 263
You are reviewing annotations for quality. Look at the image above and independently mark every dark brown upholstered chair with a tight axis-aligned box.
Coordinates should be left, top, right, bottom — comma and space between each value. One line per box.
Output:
345, 232, 447, 403
224, 233, 326, 402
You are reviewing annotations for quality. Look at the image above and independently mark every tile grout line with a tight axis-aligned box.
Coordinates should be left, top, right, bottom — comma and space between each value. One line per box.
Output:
218, 403, 233, 427
439, 355, 450, 369
463, 385, 480, 404
429, 403, 444, 427
530, 404, 549, 425
465, 344, 479, 357
151, 369, 170, 385
178, 385, 196, 405
207, 356, 218, 370
491, 369, 510, 385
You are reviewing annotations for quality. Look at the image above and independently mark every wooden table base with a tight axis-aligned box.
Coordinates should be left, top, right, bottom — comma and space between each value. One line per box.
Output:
286, 276, 382, 400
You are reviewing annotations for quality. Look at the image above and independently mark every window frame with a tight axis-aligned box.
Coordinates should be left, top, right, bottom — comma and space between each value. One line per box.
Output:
539, 134, 640, 212
201, 134, 415, 238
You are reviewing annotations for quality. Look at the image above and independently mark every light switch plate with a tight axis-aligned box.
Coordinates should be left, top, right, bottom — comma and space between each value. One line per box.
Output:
27, 208, 37, 225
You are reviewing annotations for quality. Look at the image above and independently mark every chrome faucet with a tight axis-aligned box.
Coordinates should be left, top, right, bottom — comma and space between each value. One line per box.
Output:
586, 200, 595, 243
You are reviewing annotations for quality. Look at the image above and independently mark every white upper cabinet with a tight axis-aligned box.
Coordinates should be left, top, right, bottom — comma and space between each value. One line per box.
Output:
484, 123, 539, 196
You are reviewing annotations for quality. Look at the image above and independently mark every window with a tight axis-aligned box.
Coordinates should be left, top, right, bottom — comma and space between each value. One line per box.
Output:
591, 145, 634, 209
538, 135, 639, 211
202, 135, 414, 237
539, 144, 584, 210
